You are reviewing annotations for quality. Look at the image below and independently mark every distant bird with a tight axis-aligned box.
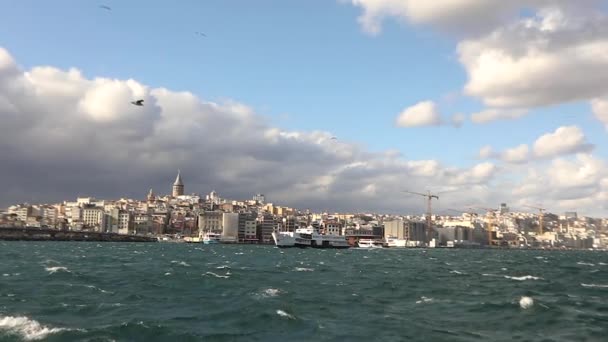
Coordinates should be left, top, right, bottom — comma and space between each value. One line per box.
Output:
99, 5, 111, 11
195, 31, 207, 37
131, 99, 144, 106
330, 137, 337, 140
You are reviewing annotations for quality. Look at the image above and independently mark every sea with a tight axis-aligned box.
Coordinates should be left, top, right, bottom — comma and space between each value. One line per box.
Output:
0, 242, 607, 342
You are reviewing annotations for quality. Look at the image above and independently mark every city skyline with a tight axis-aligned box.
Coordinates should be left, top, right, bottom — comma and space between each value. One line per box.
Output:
1, 2, 608, 215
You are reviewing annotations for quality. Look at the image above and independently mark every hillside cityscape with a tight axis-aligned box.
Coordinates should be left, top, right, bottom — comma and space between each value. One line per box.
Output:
1, 171, 606, 250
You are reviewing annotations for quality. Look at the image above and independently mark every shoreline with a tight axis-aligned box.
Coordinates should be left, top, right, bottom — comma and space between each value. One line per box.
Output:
0, 227, 157, 243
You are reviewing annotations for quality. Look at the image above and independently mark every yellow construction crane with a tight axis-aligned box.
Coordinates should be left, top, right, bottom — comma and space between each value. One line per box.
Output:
403, 190, 439, 245
524, 204, 546, 235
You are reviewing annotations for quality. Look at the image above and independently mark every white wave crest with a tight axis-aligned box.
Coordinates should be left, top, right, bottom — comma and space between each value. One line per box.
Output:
519, 296, 534, 309
260, 288, 282, 298
216, 265, 230, 270
171, 261, 190, 267
450, 270, 464, 275
505, 275, 542, 281
415, 296, 434, 304
0, 315, 70, 340
599, 262, 607, 266
164, 272, 171, 276
204, 272, 230, 279
581, 283, 608, 288
577, 262, 595, 267
276, 310, 294, 319
294, 267, 314, 272
45, 266, 69, 274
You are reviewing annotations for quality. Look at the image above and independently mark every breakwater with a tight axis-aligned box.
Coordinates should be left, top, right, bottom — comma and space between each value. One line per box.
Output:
0, 227, 157, 242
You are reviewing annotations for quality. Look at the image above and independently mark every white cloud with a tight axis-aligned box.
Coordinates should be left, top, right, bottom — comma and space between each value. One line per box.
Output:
591, 98, 608, 129
345, 0, 595, 35
395, 100, 442, 127
479, 125, 593, 164
0, 46, 506, 214
502, 144, 529, 164
533, 126, 594, 158
459, 7, 608, 108
470, 108, 528, 123
512, 154, 608, 211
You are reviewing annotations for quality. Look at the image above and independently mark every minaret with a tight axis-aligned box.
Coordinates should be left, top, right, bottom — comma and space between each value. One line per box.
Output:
172, 170, 184, 197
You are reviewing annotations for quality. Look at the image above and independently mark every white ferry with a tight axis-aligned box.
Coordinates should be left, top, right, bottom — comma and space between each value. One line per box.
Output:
272, 226, 349, 249
357, 239, 384, 248
272, 229, 312, 248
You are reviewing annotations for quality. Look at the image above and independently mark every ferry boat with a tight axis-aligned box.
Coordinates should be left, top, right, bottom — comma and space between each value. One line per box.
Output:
272, 226, 349, 249
272, 229, 312, 248
357, 239, 384, 248
203, 232, 221, 244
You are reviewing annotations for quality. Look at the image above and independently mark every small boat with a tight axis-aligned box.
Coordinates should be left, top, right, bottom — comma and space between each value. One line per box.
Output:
203, 232, 221, 244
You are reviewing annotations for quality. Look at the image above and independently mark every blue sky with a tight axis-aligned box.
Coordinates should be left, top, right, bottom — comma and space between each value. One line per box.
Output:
1, 1, 608, 214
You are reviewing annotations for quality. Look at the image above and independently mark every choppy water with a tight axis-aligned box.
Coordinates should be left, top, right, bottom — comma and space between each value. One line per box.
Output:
1, 242, 607, 341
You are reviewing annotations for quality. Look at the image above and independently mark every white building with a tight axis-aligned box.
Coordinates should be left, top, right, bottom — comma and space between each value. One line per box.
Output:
198, 211, 223, 234
83, 207, 105, 230
118, 212, 131, 235
222, 213, 239, 242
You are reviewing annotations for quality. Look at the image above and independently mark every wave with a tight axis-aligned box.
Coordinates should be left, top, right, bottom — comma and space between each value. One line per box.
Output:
204, 272, 230, 279
581, 283, 608, 288
415, 296, 434, 304
504, 275, 543, 281
171, 261, 191, 267
577, 262, 595, 267
261, 288, 281, 298
276, 310, 295, 319
45, 266, 69, 274
599, 262, 607, 266
0, 315, 73, 341
294, 267, 314, 272
216, 265, 230, 270
450, 270, 464, 275
483, 273, 542, 281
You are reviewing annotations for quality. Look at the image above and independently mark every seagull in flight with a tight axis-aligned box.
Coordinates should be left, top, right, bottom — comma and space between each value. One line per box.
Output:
99, 5, 111, 11
330, 136, 337, 140
195, 32, 207, 37
131, 99, 144, 106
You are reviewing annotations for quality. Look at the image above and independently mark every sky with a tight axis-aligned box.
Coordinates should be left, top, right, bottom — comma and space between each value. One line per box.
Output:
1, 0, 608, 216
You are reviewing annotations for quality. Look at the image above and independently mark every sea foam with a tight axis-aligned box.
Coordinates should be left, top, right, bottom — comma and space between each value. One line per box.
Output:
0, 315, 70, 341
505, 275, 542, 281
294, 267, 314, 272
581, 283, 608, 288
276, 310, 294, 319
45, 266, 69, 274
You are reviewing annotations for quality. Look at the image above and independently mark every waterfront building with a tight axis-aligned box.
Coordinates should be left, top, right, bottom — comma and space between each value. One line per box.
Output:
222, 213, 239, 242
172, 170, 184, 197
259, 213, 276, 244
198, 211, 223, 235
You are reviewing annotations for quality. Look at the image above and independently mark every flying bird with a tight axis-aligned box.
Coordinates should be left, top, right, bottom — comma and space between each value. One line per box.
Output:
99, 5, 111, 11
131, 99, 144, 106
330, 137, 337, 140
195, 32, 207, 37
